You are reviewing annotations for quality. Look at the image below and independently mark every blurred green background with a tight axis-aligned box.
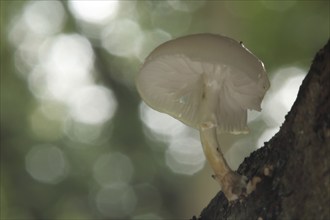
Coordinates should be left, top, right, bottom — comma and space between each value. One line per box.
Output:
1, 1, 329, 219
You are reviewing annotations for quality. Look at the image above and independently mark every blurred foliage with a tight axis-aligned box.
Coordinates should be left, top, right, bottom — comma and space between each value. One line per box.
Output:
1, 1, 329, 220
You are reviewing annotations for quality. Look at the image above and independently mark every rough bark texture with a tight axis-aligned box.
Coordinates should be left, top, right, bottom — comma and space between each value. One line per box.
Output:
193, 40, 330, 220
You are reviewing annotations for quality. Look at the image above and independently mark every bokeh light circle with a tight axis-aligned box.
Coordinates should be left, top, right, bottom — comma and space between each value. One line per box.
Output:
25, 145, 68, 184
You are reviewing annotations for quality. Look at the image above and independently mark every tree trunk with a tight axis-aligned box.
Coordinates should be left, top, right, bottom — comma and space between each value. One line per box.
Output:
193, 40, 330, 220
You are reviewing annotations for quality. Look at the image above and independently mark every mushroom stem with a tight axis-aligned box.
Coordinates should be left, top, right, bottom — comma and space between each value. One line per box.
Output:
199, 121, 248, 201
200, 121, 232, 177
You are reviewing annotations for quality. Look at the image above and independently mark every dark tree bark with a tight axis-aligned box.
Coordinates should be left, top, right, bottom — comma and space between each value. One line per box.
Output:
193, 40, 330, 220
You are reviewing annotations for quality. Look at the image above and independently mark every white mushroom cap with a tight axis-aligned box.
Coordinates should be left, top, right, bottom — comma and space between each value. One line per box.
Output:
136, 33, 270, 134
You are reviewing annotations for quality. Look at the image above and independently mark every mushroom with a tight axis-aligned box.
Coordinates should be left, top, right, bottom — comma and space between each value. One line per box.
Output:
136, 33, 270, 201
